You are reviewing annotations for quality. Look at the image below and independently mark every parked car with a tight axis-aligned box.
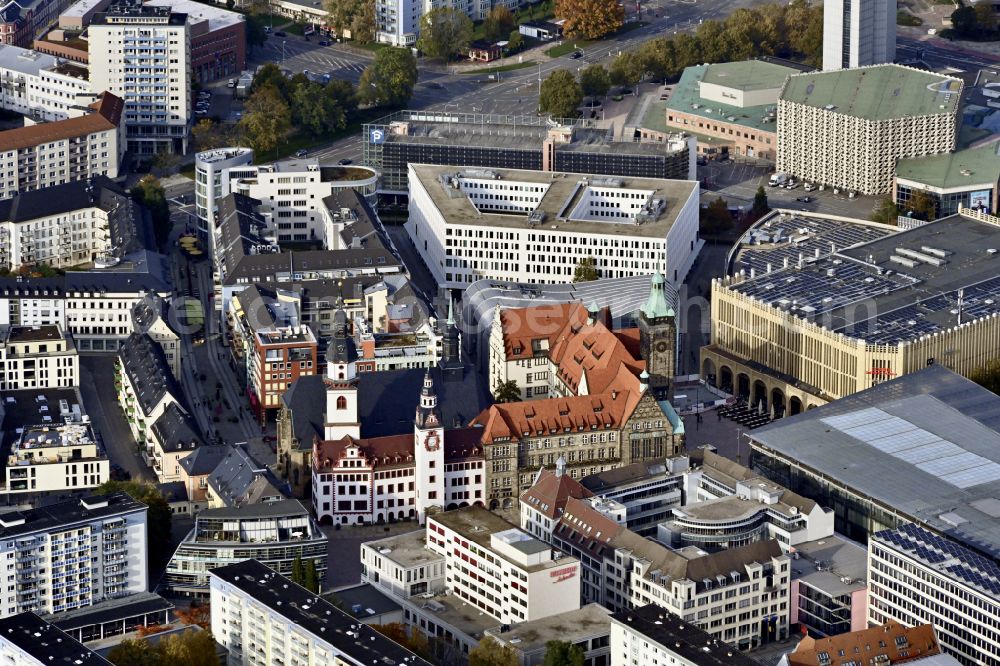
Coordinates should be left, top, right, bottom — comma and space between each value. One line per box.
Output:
803, 182, 817, 192
785, 181, 800, 190
274, 30, 286, 37
295, 149, 308, 158
319, 39, 330, 46
795, 196, 812, 203
338, 158, 352, 165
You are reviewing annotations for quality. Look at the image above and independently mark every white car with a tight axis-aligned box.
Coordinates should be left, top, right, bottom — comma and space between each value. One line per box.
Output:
785, 181, 800, 190
803, 183, 817, 192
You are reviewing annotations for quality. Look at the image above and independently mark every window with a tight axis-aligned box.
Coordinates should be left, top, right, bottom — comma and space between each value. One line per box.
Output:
336, 396, 347, 410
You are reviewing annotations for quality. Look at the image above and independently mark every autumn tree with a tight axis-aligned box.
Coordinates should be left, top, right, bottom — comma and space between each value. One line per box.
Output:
672, 33, 702, 71
484, 5, 516, 41
493, 380, 522, 403
579, 64, 611, 98
639, 38, 678, 82
175, 602, 211, 629
97, 481, 173, 570
539, 69, 582, 119
543, 640, 585, 666
695, 20, 731, 63
191, 119, 229, 151
325, 0, 371, 39
240, 85, 292, 154
906, 189, 937, 221
351, 0, 376, 43
785, 0, 823, 65
158, 630, 219, 666
556, 0, 623, 40
469, 636, 518, 666
107, 639, 164, 666
417, 7, 473, 59
507, 29, 525, 52
136, 624, 170, 638
609, 51, 645, 91
870, 197, 900, 226
373, 623, 431, 658
360, 48, 418, 107
573, 256, 599, 282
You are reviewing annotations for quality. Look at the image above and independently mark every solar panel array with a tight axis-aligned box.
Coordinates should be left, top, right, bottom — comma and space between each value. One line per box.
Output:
822, 408, 1000, 489
875, 524, 1000, 597
735, 217, 896, 277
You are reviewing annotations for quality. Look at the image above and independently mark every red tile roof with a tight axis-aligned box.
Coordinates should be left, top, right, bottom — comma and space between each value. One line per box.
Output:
313, 428, 484, 471
0, 92, 123, 153
519, 468, 593, 519
787, 622, 941, 666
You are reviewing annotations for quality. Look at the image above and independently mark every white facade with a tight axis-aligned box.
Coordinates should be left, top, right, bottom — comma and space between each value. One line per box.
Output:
375, 0, 516, 45
0, 204, 116, 272
0, 494, 147, 618
867, 528, 1000, 664
0, 47, 92, 122
823, 0, 896, 71
426, 507, 581, 625
88, 5, 191, 154
194, 147, 254, 252
0, 325, 78, 391
5, 422, 109, 494
405, 164, 701, 289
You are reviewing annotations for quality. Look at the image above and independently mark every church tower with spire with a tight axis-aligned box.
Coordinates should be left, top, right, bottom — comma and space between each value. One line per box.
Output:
414, 370, 445, 523
638, 271, 677, 401
439, 298, 464, 380
325, 306, 361, 440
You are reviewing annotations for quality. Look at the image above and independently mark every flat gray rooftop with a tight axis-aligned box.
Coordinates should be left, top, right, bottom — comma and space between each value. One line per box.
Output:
791, 535, 868, 597
411, 164, 697, 239
730, 213, 1000, 344
363, 529, 442, 569
750, 365, 1000, 561
485, 604, 611, 652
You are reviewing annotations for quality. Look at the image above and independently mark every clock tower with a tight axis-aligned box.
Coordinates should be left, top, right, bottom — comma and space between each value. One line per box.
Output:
638, 271, 676, 401
414, 370, 445, 523
325, 306, 360, 440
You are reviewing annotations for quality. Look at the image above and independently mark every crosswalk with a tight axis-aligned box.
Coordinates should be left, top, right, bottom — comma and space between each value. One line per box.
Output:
263, 40, 369, 75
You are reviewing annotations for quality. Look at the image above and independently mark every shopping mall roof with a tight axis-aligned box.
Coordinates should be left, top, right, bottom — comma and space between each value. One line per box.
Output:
895, 140, 1000, 190
701, 60, 798, 91
780, 64, 962, 120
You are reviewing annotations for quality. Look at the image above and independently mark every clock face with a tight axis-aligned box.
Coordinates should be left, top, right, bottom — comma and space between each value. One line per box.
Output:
425, 432, 440, 452
655, 341, 669, 353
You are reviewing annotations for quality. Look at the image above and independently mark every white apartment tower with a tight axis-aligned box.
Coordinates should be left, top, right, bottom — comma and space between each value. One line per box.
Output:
823, 0, 896, 71
88, 2, 191, 155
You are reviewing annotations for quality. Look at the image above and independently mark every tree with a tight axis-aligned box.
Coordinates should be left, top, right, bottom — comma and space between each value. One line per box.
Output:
573, 256, 599, 282
240, 85, 292, 154
97, 480, 173, 570
950, 6, 979, 38
507, 29, 525, 52
672, 33, 702, 71
871, 197, 900, 226
493, 380, 521, 403
304, 558, 319, 593
639, 38, 677, 82
609, 51, 645, 91
245, 14, 267, 50
417, 8, 473, 59
751, 185, 770, 218
469, 636, 518, 666
785, 0, 823, 65
107, 639, 164, 666
484, 5, 516, 41
325, 0, 364, 37
701, 196, 733, 234
136, 624, 170, 638
130, 175, 170, 249
350, 0, 376, 44
327, 79, 359, 120
556, 0, 623, 40
971, 359, 1000, 395
251, 63, 290, 98
175, 602, 211, 629
292, 555, 305, 586
539, 69, 582, 119
579, 64, 611, 98
158, 630, 219, 666
543, 640, 585, 666
191, 119, 228, 151
974, 3, 998, 34
695, 20, 730, 63
359, 47, 418, 107
907, 189, 938, 221
373, 624, 431, 658
293, 81, 348, 136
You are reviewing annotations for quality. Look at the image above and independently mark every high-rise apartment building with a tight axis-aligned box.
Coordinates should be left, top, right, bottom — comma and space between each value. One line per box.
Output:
0, 493, 147, 618
822, 0, 896, 70
88, 1, 191, 154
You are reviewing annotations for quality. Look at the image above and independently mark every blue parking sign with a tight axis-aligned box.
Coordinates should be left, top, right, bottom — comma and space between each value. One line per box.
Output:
370, 128, 385, 144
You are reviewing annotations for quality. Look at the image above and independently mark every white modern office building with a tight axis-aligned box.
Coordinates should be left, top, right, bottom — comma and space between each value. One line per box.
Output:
406, 164, 701, 289
823, 0, 896, 71
0, 46, 93, 122
5, 421, 109, 494
0, 493, 147, 618
776, 65, 961, 195
193, 146, 254, 252
0, 325, 78, 391
88, 2, 191, 154
375, 0, 518, 45
210, 559, 432, 666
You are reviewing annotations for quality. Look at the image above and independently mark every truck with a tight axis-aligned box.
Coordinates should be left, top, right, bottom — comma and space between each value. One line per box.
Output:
769, 172, 789, 187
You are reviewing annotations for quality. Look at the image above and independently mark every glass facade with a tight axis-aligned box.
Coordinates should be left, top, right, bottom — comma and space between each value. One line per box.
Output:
896, 184, 994, 218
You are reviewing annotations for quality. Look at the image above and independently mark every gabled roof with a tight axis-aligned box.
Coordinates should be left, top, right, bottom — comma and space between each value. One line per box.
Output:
519, 467, 593, 519
786, 621, 940, 666
118, 332, 182, 416
150, 402, 205, 452
313, 427, 484, 472
179, 444, 230, 476
0, 92, 123, 153
207, 444, 286, 507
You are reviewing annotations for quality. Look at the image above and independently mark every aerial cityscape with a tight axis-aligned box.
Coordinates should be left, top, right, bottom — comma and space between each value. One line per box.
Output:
0, 0, 997, 662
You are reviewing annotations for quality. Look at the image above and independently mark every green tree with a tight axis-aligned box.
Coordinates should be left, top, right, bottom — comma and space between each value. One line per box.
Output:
130, 175, 170, 249
417, 7, 473, 59
326, 79, 359, 120
469, 636, 519, 666
107, 639, 164, 666
304, 558, 319, 592
752, 185, 770, 218
950, 6, 979, 37
507, 29, 525, 52
556, 0, 623, 39
325, 0, 363, 38
543, 640, 585, 666
609, 50, 644, 91
785, 0, 823, 65
639, 38, 677, 82
701, 196, 733, 234
240, 85, 292, 154
96, 480, 172, 571
673, 33, 702, 71
251, 63, 290, 98
493, 380, 522, 403
971, 358, 1000, 395
158, 630, 219, 666
871, 197, 900, 225
573, 256, 600, 282
191, 119, 229, 151
579, 64, 611, 98
245, 15, 267, 50
484, 5, 516, 41
293, 81, 348, 136
906, 189, 937, 221
695, 20, 730, 63
359, 47, 418, 107
292, 555, 305, 585
351, 0, 376, 43
539, 69, 583, 118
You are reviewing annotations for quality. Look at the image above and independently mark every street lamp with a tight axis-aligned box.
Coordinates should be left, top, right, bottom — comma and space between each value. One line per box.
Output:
281, 40, 287, 62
